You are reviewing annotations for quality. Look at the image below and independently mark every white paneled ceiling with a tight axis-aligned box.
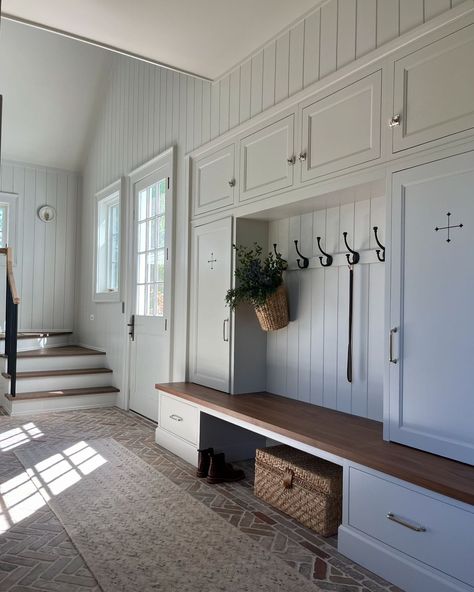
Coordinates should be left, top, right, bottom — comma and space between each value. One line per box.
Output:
2, 0, 320, 79
0, 20, 112, 171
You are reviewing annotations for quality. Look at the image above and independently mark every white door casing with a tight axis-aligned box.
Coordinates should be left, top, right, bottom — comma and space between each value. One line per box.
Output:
127, 148, 174, 421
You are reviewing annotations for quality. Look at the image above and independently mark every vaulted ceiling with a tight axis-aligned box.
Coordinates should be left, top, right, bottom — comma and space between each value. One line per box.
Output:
2, 0, 319, 80
0, 20, 112, 171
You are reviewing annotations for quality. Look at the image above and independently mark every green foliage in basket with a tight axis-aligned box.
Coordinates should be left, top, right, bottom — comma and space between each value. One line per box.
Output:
225, 243, 288, 309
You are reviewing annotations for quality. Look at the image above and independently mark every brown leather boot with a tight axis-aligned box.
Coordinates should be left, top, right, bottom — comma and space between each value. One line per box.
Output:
196, 447, 214, 478
207, 452, 245, 484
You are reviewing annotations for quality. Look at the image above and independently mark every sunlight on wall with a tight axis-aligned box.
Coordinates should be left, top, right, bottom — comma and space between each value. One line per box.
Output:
0, 429, 107, 534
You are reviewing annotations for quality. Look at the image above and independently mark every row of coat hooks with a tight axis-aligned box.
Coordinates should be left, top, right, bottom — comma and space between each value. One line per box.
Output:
273, 226, 385, 269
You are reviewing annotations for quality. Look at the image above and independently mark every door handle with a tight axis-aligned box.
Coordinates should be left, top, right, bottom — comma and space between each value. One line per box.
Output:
389, 327, 398, 364
223, 318, 229, 342
128, 315, 135, 341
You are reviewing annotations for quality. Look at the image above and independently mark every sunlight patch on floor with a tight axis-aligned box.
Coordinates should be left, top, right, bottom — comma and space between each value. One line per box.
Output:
0, 435, 107, 534
0, 422, 44, 451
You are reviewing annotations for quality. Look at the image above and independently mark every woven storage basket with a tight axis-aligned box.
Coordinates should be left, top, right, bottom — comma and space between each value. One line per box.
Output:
254, 445, 342, 537
254, 284, 289, 331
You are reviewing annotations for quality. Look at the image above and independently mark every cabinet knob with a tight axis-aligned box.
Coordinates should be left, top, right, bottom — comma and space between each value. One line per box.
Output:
298, 152, 307, 162
228, 179, 236, 188
388, 114, 401, 128
287, 156, 296, 165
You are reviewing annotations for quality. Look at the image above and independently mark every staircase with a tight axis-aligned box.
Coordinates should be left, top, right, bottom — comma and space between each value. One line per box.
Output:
1, 333, 120, 416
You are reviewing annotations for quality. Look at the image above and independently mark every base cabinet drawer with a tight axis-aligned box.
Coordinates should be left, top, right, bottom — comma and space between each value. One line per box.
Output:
348, 468, 474, 587
158, 391, 199, 446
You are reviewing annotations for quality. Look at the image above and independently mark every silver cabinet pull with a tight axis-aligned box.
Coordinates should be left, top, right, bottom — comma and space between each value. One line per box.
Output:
169, 414, 183, 422
298, 152, 307, 162
389, 114, 401, 128
223, 318, 229, 342
387, 512, 426, 532
228, 179, 236, 187
389, 327, 398, 364
287, 156, 296, 165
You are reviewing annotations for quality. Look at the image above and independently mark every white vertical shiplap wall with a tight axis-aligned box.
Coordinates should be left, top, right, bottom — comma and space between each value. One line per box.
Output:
267, 194, 385, 421
78, 0, 456, 397
0, 161, 79, 331
78, 56, 213, 393
209, 0, 456, 138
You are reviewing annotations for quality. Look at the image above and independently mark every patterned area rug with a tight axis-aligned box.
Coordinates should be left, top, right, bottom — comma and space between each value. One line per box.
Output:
14, 437, 322, 592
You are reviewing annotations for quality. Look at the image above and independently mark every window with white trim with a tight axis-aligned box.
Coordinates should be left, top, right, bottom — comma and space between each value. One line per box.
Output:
0, 203, 9, 247
94, 182, 122, 302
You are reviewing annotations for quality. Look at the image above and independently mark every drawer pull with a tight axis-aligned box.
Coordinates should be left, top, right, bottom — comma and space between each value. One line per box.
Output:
387, 512, 426, 532
169, 414, 183, 422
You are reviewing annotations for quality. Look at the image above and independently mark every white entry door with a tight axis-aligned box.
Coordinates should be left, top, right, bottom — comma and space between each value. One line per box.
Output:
128, 150, 173, 421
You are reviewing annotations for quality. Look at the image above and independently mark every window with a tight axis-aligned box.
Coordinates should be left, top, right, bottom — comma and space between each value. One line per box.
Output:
0, 192, 17, 253
0, 203, 9, 247
94, 180, 122, 302
136, 178, 166, 316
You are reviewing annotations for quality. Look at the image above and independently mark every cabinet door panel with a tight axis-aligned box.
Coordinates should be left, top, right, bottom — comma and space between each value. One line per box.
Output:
301, 71, 381, 182
239, 114, 295, 202
192, 145, 235, 216
389, 152, 474, 464
393, 25, 474, 152
190, 218, 232, 392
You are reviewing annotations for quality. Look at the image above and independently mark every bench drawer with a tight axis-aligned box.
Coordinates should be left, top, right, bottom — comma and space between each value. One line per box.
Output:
348, 467, 474, 587
158, 391, 199, 446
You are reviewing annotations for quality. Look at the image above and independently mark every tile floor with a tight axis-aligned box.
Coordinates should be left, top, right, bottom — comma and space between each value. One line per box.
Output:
0, 407, 403, 592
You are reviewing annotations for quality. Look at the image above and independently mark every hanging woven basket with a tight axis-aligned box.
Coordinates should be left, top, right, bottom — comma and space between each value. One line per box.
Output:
254, 284, 289, 332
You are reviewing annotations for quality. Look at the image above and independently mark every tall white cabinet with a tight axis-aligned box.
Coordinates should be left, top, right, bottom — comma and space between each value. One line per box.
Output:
388, 151, 474, 465
189, 217, 233, 392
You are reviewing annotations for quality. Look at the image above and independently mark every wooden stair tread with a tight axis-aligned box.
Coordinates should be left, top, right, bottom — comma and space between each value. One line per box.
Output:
6, 386, 120, 401
0, 331, 73, 341
2, 368, 113, 379
2, 346, 106, 358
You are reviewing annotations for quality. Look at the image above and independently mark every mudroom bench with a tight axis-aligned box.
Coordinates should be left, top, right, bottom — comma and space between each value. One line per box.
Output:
155, 382, 474, 592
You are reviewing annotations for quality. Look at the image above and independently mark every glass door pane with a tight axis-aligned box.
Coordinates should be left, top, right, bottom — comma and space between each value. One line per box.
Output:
135, 179, 167, 317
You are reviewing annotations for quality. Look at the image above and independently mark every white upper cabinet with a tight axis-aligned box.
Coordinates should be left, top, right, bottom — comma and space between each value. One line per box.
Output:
388, 151, 474, 465
300, 70, 382, 183
392, 24, 474, 153
189, 217, 233, 392
191, 144, 236, 217
239, 113, 295, 202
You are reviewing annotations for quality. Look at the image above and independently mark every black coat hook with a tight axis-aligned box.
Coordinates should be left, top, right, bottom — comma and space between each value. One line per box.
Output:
294, 240, 309, 269
342, 232, 360, 265
316, 236, 333, 267
373, 226, 385, 262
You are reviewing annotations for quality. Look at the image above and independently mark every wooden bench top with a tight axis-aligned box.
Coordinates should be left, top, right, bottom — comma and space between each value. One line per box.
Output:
156, 382, 474, 506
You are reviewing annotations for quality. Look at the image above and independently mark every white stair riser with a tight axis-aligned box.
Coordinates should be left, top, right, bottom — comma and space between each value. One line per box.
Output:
1, 335, 71, 353
9, 373, 113, 393
8, 355, 107, 373
3, 392, 118, 416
